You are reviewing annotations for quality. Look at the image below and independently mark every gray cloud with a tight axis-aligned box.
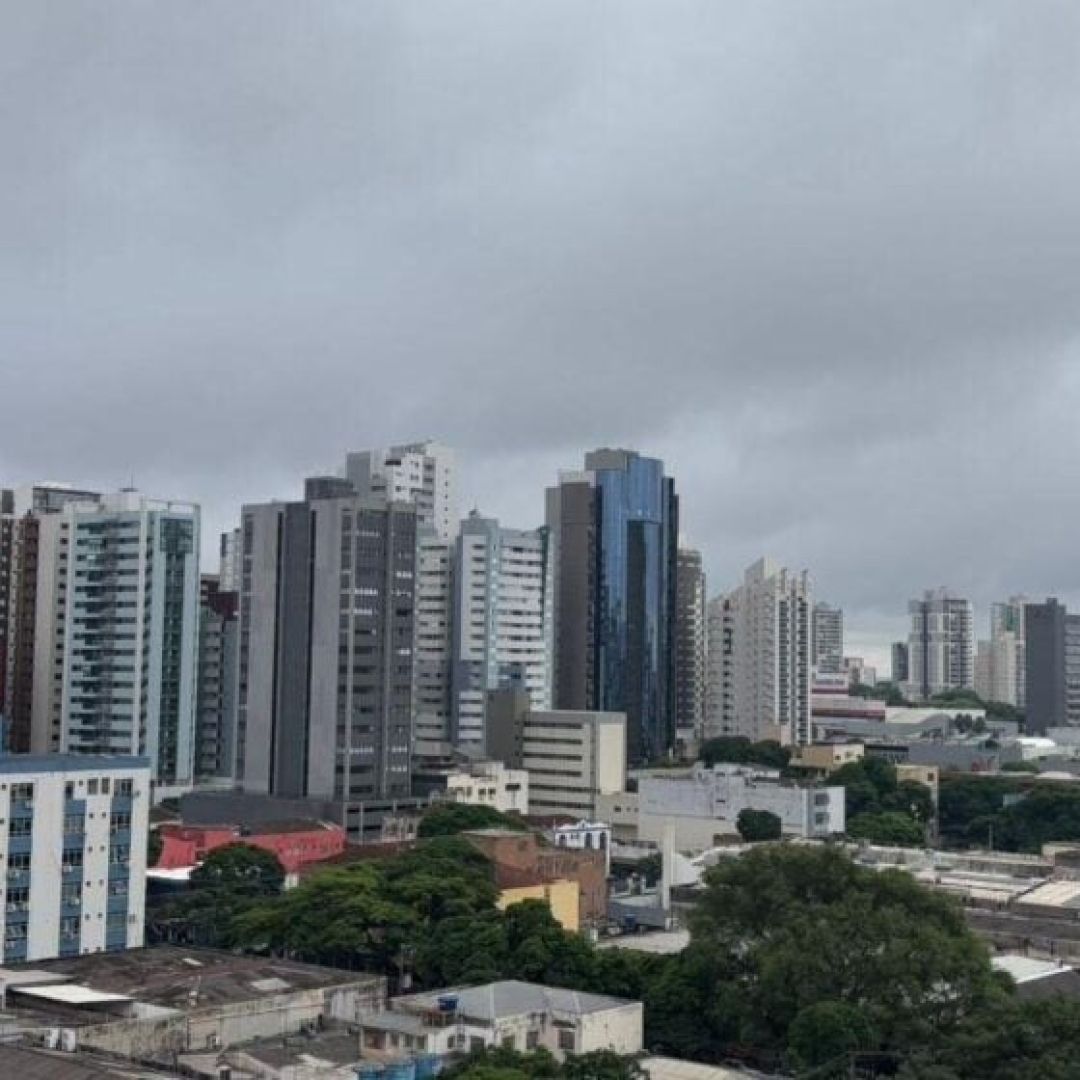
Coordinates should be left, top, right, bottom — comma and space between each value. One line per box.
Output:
4, 1, 1080, 667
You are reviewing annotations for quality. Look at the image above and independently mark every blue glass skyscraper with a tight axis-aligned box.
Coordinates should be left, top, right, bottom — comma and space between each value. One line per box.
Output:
546, 449, 678, 763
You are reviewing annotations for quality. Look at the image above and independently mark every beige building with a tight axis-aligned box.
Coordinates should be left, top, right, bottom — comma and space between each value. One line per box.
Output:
486, 690, 626, 818
444, 760, 529, 814
791, 742, 866, 773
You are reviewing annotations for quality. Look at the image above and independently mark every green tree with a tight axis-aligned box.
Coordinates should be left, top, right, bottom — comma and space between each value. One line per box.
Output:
847, 812, 925, 847
417, 802, 527, 837
786, 1000, 875, 1072
689, 846, 1005, 1059
736, 808, 782, 842
700, 737, 790, 769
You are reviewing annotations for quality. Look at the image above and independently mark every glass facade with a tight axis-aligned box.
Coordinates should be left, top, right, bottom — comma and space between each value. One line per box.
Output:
588, 451, 678, 763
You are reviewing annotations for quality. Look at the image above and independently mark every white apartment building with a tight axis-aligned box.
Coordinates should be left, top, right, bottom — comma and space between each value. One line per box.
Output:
906, 588, 975, 701
636, 764, 845, 850
451, 513, 552, 747
444, 760, 529, 814
345, 441, 458, 543
0, 755, 150, 963
413, 535, 455, 754
812, 603, 844, 675
707, 558, 813, 745
975, 597, 1028, 708
26, 492, 200, 787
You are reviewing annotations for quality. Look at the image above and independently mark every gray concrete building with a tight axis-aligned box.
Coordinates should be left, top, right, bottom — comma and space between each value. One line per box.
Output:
811, 603, 844, 675
675, 547, 706, 739
906, 588, 974, 701
1025, 598, 1080, 734
236, 477, 417, 834
195, 574, 238, 782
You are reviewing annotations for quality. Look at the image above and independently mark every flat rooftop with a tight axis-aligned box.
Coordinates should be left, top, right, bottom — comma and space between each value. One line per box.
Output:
1, 947, 379, 1014
395, 980, 635, 1021
0, 1044, 178, 1078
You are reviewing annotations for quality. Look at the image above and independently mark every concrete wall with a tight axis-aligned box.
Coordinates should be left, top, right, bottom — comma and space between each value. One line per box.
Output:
498, 879, 581, 931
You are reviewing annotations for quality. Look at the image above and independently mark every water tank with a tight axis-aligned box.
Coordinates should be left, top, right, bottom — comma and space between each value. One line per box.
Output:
415, 1053, 439, 1079
436, 994, 459, 1013
355, 1064, 385, 1080
384, 1060, 417, 1080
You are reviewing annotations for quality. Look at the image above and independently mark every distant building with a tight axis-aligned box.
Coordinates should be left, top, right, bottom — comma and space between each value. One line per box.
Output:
546, 449, 679, 764
218, 526, 242, 593
413, 534, 455, 757
450, 511, 552, 747
708, 558, 813, 745
0, 755, 150, 963
675, 547, 707, 738
345, 441, 457, 543
891, 641, 910, 685
443, 760, 529, 814
635, 764, 845, 849
358, 981, 643, 1062
194, 574, 239, 782
155, 820, 347, 874
976, 596, 1028, 708
1025, 599, 1080, 734
906, 588, 974, 701
541, 820, 613, 875
812, 603, 844, 675
486, 689, 627, 820
237, 477, 418, 836
843, 656, 876, 687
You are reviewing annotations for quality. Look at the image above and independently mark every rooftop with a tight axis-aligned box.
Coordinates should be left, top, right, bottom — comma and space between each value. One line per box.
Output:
992, 954, 1076, 984
0, 947, 379, 1016
0, 755, 150, 776
0, 1045, 178, 1079
394, 980, 636, 1021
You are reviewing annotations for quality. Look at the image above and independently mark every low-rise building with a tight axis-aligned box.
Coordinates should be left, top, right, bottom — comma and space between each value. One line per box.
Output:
155, 820, 347, 874
540, 820, 613, 875
463, 829, 608, 930
444, 761, 529, 814
358, 981, 642, 1061
0, 755, 151, 963
0, 947, 385, 1065
637, 765, 845, 850
791, 743, 865, 773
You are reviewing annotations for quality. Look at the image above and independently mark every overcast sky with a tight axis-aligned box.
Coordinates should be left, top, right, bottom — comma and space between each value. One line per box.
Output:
4, 2, 1080, 669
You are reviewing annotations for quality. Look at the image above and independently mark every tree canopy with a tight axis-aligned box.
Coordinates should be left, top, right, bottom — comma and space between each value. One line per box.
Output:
834, 757, 933, 847
699, 737, 790, 770
735, 808, 781, 842
417, 801, 528, 838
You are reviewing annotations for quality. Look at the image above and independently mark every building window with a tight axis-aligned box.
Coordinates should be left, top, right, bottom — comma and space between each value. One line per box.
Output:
557, 1029, 575, 1052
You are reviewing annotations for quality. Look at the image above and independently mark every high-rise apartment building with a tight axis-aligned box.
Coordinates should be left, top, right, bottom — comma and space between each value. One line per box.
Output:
6, 491, 199, 786
236, 478, 417, 828
975, 596, 1028, 708
450, 512, 551, 747
2, 485, 100, 753
905, 589, 974, 701
0, 755, 150, 963
891, 642, 910, 685
675, 547, 706, 738
0, 489, 13, 719
218, 528, 242, 593
345, 441, 457, 542
195, 575, 239, 782
811, 603, 844, 675
1024, 598, 1080, 734
546, 449, 678, 764
412, 535, 455, 754
707, 558, 813, 745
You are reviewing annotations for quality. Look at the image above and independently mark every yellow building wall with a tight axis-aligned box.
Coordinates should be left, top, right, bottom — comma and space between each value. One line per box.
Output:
497, 879, 580, 932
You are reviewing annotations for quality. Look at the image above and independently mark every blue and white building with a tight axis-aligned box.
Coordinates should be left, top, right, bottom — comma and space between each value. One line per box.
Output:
0, 755, 151, 963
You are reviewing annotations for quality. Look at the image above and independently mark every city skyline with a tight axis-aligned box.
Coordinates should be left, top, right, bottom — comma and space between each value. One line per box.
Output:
7, 5, 1080, 673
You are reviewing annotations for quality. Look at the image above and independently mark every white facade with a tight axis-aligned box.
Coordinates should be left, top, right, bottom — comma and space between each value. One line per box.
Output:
444, 761, 529, 814
906, 588, 975, 701
708, 558, 813, 745
975, 596, 1028, 708
0, 755, 150, 963
451, 513, 551, 747
345, 441, 457, 543
26, 492, 200, 786
413, 535, 455, 752
544, 820, 613, 874
637, 764, 844, 849
812, 603, 844, 675
360, 982, 643, 1062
